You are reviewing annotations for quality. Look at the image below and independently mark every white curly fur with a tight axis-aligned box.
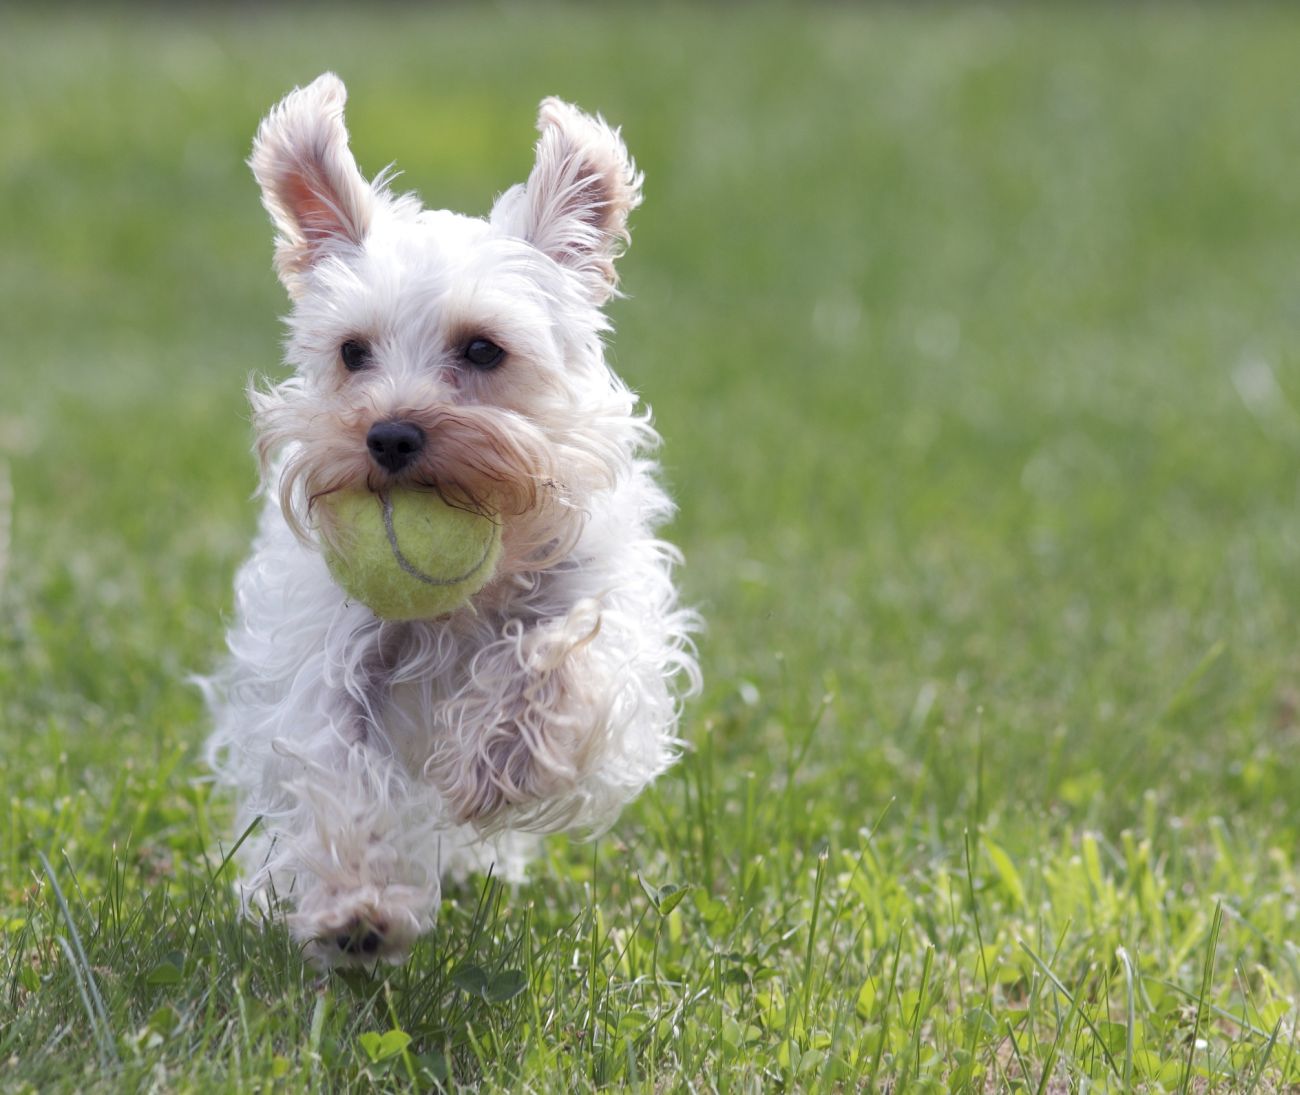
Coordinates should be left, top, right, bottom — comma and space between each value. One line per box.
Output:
201, 74, 699, 966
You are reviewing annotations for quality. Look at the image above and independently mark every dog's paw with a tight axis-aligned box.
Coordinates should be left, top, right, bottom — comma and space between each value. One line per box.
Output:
292, 886, 429, 967
320, 912, 399, 963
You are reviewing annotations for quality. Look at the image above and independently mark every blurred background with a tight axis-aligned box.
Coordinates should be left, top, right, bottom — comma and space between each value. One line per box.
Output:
5, 4, 1300, 824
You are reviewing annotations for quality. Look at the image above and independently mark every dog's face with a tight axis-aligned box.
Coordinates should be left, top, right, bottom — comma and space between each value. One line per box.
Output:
248, 74, 644, 573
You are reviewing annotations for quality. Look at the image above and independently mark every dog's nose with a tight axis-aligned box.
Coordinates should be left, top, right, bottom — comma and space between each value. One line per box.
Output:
366, 421, 425, 473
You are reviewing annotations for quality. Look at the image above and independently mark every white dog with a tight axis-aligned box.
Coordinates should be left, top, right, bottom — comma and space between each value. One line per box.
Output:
203, 73, 698, 965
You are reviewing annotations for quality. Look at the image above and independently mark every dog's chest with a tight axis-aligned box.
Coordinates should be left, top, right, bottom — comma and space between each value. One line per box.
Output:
378, 675, 456, 774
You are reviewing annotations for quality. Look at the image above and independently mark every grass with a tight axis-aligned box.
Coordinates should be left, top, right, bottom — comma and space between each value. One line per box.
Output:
4, 3, 1300, 1090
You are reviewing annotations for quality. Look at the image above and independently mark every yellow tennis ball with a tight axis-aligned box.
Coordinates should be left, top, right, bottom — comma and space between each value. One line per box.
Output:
320, 490, 502, 621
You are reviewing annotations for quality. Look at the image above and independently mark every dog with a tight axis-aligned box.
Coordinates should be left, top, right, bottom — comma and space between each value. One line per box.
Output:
202, 73, 699, 965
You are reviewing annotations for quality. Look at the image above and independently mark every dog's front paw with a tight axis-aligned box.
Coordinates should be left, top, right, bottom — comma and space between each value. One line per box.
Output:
318, 911, 401, 964
292, 885, 430, 967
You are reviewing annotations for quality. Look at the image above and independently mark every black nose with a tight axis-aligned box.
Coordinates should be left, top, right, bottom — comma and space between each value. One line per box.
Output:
366, 421, 425, 473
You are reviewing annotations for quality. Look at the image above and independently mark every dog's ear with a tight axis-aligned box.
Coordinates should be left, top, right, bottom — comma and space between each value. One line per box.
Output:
492, 98, 643, 305
250, 73, 373, 296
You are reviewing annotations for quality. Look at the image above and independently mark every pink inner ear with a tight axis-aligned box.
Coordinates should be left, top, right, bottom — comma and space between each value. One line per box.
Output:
281, 167, 354, 246
560, 164, 615, 232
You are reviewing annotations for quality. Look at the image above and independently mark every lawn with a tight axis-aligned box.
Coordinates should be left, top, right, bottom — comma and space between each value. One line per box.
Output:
4, 4, 1300, 1091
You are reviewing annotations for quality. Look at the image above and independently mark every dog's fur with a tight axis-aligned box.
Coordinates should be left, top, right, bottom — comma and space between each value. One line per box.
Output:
202, 74, 698, 965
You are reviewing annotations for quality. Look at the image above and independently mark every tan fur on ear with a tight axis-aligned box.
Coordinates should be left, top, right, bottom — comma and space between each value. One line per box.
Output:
495, 98, 643, 305
249, 73, 374, 296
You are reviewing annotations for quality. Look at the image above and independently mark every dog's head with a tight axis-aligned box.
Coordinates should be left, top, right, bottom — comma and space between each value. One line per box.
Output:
248, 73, 646, 574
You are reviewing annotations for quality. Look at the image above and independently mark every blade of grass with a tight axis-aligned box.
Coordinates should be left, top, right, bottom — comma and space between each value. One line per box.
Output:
1242, 1018, 1283, 1095
38, 851, 118, 1066
1179, 901, 1224, 1095
1018, 937, 1121, 1083
1116, 946, 1135, 1092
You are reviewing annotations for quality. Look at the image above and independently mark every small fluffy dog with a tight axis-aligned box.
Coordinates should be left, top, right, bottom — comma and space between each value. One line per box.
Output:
203, 73, 698, 965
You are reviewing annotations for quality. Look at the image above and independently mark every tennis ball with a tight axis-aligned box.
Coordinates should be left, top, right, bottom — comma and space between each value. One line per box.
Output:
320, 490, 502, 620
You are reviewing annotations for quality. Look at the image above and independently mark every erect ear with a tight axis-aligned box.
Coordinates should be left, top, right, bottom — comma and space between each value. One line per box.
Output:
492, 98, 643, 305
249, 72, 373, 297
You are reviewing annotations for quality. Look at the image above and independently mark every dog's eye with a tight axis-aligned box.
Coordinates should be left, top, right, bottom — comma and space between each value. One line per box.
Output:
340, 339, 371, 372
463, 338, 505, 371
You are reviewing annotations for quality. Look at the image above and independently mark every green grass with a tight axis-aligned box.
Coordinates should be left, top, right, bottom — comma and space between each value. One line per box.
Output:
5, 3, 1300, 1090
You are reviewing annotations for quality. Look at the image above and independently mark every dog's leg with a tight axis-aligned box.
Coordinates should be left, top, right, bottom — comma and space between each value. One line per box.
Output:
432, 597, 666, 830
251, 631, 443, 966
281, 745, 439, 964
